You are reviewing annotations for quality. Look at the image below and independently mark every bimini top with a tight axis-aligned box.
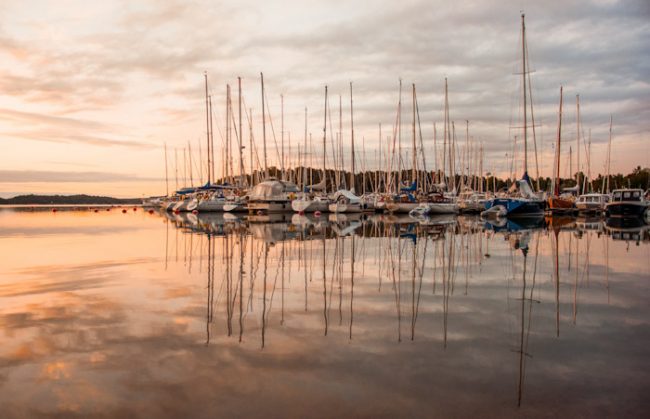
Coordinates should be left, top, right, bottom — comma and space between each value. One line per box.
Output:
249, 179, 300, 200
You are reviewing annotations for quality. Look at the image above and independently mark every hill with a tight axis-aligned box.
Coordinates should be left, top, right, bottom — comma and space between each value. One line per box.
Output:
0, 194, 141, 205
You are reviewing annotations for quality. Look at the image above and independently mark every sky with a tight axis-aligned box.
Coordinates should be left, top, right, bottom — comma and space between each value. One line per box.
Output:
0, 0, 648, 198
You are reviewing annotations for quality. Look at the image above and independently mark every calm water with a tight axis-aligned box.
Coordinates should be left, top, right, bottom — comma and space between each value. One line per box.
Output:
0, 207, 648, 418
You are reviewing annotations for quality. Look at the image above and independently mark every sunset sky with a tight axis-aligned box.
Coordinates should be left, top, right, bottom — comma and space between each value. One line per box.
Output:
1, 0, 648, 198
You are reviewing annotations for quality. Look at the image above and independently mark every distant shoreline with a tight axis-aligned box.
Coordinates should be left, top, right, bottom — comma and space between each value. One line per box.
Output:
0, 194, 141, 205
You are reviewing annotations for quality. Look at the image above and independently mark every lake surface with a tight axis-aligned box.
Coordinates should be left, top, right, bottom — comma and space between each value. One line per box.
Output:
0, 207, 648, 418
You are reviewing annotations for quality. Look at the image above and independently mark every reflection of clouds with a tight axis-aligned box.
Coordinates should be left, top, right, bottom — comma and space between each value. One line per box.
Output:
0, 258, 153, 297
0, 220, 648, 417
41, 361, 70, 381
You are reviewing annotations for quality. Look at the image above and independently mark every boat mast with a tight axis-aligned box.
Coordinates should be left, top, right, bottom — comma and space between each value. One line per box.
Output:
398, 79, 402, 192
323, 86, 328, 193
303, 107, 308, 191
552, 86, 563, 196
188, 141, 193, 187
576, 94, 581, 192
603, 115, 612, 194
261, 73, 268, 179
412, 83, 417, 186
164, 142, 169, 196
443, 79, 448, 188
350, 82, 355, 193
238, 77, 244, 187
521, 13, 529, 181
281, 94, 285, 180
208, 95, 215, 183
204, 72, 211, 185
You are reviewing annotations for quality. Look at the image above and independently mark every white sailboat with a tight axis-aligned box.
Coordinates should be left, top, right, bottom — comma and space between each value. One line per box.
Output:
292, 88, 331, 213
329, 82, 363, 213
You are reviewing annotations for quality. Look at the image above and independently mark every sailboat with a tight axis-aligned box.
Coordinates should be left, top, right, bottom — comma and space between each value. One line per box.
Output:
547, 86, 576, 214
484, 14, 545, 218
329, 82, 363, 213
247, 73, 300, 214
576, 115, 613, 214
292, 87, 331, 213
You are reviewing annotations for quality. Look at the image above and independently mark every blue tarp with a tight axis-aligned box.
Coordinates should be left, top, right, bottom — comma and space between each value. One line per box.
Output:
400, 181, 417, 192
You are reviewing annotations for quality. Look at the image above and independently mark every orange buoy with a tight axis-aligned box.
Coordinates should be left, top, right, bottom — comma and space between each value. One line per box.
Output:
314, 211, 321, 217
148, 209, 154, 214
52, 208, 57, 213
192, 210, 198, 214
174, 209, 180, 214
94, 209, 99, 213
106, 208, 110, 211
122, 209, 127, 213
299, 210, 305, 215
133, 207, 137, 211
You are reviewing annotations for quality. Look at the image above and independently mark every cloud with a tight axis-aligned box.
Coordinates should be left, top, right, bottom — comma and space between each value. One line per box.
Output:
0, 170, 161, 183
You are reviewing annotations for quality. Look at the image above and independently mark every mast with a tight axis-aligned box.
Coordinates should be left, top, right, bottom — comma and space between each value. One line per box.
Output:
433, 123, 438, 184
226, 84, 231, 184
208, 95, 215, 183
238, 77, 244, 187
164, 142, 169, 196
249, 108, 254, 186
576, 94, 581, 192
204, 72, 211, 184
323, 86, 328, 192
398, 79, 402, 192
350, 82, 355, 193
183, 148, 187, 187
552, 86, 563, 196
304, 107, 308, 190
412, 83, 417, 186
521, 13, 529, 180
174, 148, 179, 191
603, 115, 612, 194
261, 73, 268, 179
188, 141, 193, 187
281, 94, 285, 180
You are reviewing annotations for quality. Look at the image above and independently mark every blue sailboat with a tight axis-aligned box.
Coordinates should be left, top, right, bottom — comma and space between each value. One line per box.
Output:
484, 14, 545, 218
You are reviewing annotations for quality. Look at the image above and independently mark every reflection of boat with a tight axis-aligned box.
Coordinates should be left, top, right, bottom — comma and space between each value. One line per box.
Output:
328, 190, 363, 213
414, 214, 457, 227
605, 216, 649, 243
545, 215, 575, 231
575, 216, 603, 233
605, 218, 650, 244
248, 212, 294, 223
605, 189, 648, 218
484, 216, 545, 232
249, 223, 298, 243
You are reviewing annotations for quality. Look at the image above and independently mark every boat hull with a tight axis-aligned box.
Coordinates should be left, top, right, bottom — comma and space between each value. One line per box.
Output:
249, 201, 293, 213
547, 197, 575, 214
386, 202, 419, 213
328, 203, 362, 213
197, 199, 225, 212
291, 199, 330, 213
605, 202, 647, 217
486, 198, 545, 217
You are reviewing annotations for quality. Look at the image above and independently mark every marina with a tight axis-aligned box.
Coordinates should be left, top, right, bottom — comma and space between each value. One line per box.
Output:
1, 1, 649, 417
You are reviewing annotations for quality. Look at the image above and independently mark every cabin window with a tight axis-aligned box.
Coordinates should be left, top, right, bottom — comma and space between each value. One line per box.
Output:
623, 192, 631, 199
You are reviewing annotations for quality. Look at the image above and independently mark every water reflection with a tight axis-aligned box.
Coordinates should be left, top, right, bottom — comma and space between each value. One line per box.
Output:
0, 207, 648, 417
